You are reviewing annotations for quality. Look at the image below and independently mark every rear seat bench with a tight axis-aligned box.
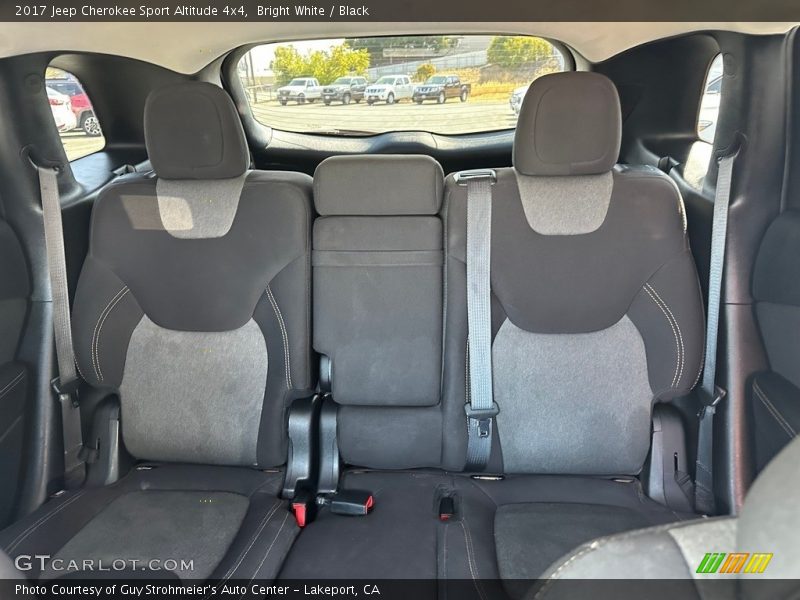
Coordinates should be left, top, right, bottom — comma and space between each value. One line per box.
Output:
1, 73, 706, 590
283, 72, 706, 589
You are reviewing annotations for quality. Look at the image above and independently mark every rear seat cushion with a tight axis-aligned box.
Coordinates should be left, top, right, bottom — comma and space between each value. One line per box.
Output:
312, 155, 446, 469
72, 83, 314, 468
444, 72, 704, 475
0, 466, 295, 581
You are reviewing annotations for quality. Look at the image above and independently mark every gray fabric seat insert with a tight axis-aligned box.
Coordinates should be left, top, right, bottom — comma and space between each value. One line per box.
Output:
0, 81, 312, 583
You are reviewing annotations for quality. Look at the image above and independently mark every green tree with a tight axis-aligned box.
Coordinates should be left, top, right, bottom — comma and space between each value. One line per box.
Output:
415, 63, 436, 82
271, 45, 308, 85
487, 36, 554, 69
271, 43, 370, 85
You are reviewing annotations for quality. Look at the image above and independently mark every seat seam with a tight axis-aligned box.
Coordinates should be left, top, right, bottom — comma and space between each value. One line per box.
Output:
459, 519, 487, 600
5, 490, 87, 552
643, 285, 681, 389
90, 285, 128, 381
265, 285, 292, 390
217, 499, 282, 582
646, 283, 685, 387
241, 511, 291, 591
91, 286, 129, 382
753, 380, 796, 438
0, 371, 25, 400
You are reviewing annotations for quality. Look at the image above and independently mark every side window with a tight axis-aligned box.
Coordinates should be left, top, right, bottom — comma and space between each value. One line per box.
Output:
698, 54, 723, 144
46, 66, 105, 161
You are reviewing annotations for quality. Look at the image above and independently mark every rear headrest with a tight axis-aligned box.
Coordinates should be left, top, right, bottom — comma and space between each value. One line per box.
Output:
314, 155, 444, 216
513, 72, 621, 176
144, 82, 248, 180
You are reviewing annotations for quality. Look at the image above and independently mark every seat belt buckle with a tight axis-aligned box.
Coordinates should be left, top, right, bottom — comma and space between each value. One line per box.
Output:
698, 385, 726, 417
438, 496, 456, 521
291, 489, 315, 528
51, 377, 80, 407
319, 489, 374, 517
465, 402, 499, 438
454, 169, 497, 186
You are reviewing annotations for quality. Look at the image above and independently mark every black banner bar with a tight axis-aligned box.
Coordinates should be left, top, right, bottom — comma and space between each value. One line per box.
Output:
3, 0, 800, 22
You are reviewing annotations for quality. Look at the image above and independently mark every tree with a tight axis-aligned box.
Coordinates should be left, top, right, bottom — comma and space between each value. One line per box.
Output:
487, 36, 554, 69
271, 43, 370, 85
415, 63, 436, 82
272, 45, 308, 85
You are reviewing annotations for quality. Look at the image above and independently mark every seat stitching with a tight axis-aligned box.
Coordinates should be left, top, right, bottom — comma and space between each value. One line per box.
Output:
91, 286, 128, 382
459, 519, 487, 600
442, 519, 449, 580
0, 371, 25, 400
534, 521, 683, 599
241, 512, 291, 591
90, 286, 128, 381
643, 285, 680, 388
646, 283, 685, 387
266, 285, 292, 390
6, 490, 87, 552
753, 381, 796, 438
95, 288, 130, 382
218, 499, 281, 582
755, 389, 795, 438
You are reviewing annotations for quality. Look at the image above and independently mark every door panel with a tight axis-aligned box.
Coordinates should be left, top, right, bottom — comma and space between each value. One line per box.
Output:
0, 219, 30, 527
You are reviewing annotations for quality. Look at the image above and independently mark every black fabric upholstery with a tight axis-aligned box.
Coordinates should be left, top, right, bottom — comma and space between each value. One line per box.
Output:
311, 155, 447, 469
71, 169, 314, 467
313, 155, 443, 216
0, 465, 294, 582
443, 163, 704, 473
513, 72, 621, 176
750, 372, 800, 471
753, 210, 800, 306
144, 82, 249, 180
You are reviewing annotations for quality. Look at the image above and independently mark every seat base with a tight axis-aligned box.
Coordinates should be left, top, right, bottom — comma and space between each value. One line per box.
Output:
0, 464, 296, 582
279, 469, 695, 592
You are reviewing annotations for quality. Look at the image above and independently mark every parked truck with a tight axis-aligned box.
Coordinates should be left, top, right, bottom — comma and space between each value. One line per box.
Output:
413, 75, 471, 104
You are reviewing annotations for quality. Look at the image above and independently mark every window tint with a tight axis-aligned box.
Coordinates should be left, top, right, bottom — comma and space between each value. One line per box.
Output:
698, 54, 723, 144
46, 67, 105, 161
238, 35, 566, 136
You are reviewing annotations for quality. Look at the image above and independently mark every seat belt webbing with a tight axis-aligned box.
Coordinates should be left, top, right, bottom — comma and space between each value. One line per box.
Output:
37, 165, 86, 487
460, 169, 499, 472
695, 153, 736, 515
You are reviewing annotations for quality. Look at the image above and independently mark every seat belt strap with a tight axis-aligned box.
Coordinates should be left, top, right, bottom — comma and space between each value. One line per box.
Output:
695, 153, 736, 515
36, 164, 86, 487
458, 169, 499, 471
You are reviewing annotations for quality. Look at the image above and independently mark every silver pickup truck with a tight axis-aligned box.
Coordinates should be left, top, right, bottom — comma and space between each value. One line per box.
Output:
277, 77, 322, 105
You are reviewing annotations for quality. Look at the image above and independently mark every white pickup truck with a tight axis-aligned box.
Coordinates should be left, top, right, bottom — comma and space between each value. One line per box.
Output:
365, 75, 414, 105
277, 77, 322, 105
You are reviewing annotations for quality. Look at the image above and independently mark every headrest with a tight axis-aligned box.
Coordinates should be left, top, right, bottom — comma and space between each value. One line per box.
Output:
314, 155, 443, 216
513, 72, 621, 176
144, 82, 249, 180
738, 434, 800, 595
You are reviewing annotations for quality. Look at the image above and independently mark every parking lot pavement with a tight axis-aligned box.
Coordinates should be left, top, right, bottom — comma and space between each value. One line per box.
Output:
251, 99, 518, 135
60, 131, 105, 161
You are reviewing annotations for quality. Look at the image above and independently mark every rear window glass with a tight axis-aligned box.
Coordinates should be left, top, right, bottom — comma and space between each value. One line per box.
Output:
46, 67, 105, 160
238, 35, 566, 136
697, 54, 723, 144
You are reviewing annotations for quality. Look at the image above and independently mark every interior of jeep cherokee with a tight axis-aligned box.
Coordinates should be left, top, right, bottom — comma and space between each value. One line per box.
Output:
0, 16, 799, 600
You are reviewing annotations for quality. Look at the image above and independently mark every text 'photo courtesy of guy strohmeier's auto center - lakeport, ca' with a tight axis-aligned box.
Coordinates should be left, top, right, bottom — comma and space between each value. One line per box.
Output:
1, 1, 800, 600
